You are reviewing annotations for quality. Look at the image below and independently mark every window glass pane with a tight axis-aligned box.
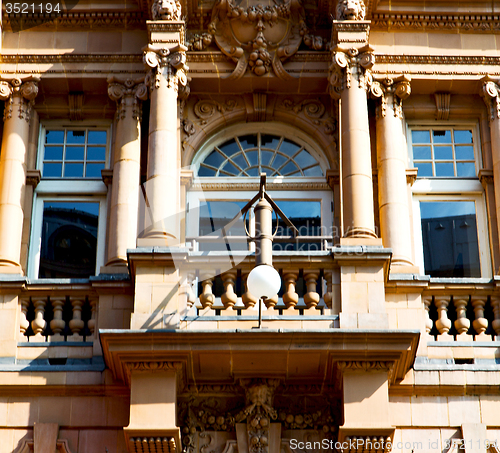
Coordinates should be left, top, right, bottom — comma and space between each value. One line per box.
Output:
261, 135, 280, 149
204, 150, 225, 168
220, 162, 239, 176
87, 131, 107, 145
246, 151, 258, 166
261, 151, 273, 166
87, 147, 106, 161
455, 146, 474, 160
413, 146, 431, 160
435, 162, 454, 177
434, 146, 453, 160
45, 130, 64, 144
198, 165, 216, 177
456, 162, 476, 177
295, 150, 317, 167
43, 163, 62, 178
412, 130, 430, 144
433, 130, 452, 143
415, 162, 433, 177
281, 162, 300, 175
232, 154, 247, 170
239, 135, 258, 149
64, 163, 84, 178
246, 167, 260, 176
304, 166, 323, 176
272, 154, 287, 169
67, 130, 86, 144
420, 201, 480, 277
279, 140, 300, 156
38, 201, 99, 278
65, 146, 85, 161
44, 146, 63, 160
86, 163, 105, 178
219, 139, 239, 157
454, 130, 473, 144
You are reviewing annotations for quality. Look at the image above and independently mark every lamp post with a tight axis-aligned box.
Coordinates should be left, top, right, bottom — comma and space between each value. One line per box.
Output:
237, 174, 298, 328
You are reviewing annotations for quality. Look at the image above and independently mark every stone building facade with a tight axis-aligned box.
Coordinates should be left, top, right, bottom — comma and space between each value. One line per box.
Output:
0, 0, 500, 452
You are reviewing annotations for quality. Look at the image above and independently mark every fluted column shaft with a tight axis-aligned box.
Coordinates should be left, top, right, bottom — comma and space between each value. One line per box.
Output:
371, 77, 413, 266
482, 78, 500, 273
0, 78, 38, 270
106, 79, 147, 266
330, 47, 377, 238
142, 44, 188, 244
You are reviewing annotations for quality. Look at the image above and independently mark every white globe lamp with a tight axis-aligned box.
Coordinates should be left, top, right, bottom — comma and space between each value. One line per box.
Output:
247, 264, 281, 299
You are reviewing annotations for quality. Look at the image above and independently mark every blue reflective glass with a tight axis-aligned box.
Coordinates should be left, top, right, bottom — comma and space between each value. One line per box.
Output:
415, 162, 433, 177
412, 130, 430, 144
433, 130, 452, 143
64, 163, 84, 177
86, 163, 105, 178
45, 130, 64, 144
67, 130, 85, 144
87, 131, 107, 145
454, 130, 473, 144
434, 146, 453, 160
65, 146, 84, 161
455, 146, 474, 160
44, 146, 63, 160
435, 162, 454, 177
413, 146, 431, 160
456, 162, 476, 177
43, 163, 62, 177
87, 147, 106, 161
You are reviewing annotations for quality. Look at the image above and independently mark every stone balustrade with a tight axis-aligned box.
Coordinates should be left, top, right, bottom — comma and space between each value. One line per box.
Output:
19, 294, 97, 342
423, 293, 500, 341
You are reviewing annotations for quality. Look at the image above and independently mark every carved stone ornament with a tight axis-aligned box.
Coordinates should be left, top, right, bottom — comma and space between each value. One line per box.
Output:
370, 75, 411, 119
208, 0, 325, 79
279, 98, 336, 135
0, 77, 39, 123
329, 46, 375, 99
144, 44, 189, 93
481, 76, 500, 121
336, 0, 366, 21
107, 77, 148, 121
152, 0, 182, 21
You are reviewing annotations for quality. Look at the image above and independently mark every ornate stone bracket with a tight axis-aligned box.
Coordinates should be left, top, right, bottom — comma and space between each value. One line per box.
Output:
370, 75, 411, 119
329, 46, 375, 99
143, 44, 189, 93
435, 92, 451, 120
337, 360, 395, 382
481, 76, 500, 121
0, 77, 39, 123
108, 77, 148, 121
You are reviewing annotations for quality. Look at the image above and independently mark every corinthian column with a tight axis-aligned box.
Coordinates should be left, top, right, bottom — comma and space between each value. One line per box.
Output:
330, 45, 377, 239
139, 25, 189, 245
106, 78, 148, 267
482, 77, 500, 273
0, 77, 39, 272
370, 76, 414, 267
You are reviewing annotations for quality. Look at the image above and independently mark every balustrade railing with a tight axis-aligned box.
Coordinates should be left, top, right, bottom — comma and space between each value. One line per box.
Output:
19, 295, 97, 342
423, 293, 500, 341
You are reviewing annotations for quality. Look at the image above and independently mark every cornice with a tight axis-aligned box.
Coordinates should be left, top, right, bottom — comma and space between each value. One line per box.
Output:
191, 182, 330, 191
0, 54, 143, 64
375, 55, 500, 66
371, 13, 500, 33
2, 11, 146, 31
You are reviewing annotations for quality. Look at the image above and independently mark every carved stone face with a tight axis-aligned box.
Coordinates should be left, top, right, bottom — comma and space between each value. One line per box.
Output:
153, 0, 180, 20
248, 384, 269, 406
336, 0, 365, 20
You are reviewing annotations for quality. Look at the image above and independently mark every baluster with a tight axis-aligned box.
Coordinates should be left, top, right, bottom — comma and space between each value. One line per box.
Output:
87, 297, 98, 340
323, 271, 333, 309
199, 273, 215, 309
68, 297, 85, 340
19, 297, 30, 340
221, 271, 238, 310
185, 272, 196, 309
303, 270, 320, 309
453, 295, 471, 340
422, 296, 434, 340
434, 296, 452, 340
241, 270, 258, 309
491, 296, 500, 340
263, 294, 278, 309
31, 297, 47, 341
282, 270, 299, 310
472, 295, 489, 340
49, 296, 66, 341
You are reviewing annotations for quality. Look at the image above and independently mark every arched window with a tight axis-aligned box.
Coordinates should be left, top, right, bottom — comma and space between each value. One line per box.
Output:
187, 124, 333, 252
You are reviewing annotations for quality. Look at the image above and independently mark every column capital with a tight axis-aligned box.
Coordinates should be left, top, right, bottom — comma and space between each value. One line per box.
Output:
143, 44, 189, 95
481, 76, 500, 121
328, 45, 375, 99
0, 76, 40, 122
370, 75, 411, 118
107, 77, 148, 121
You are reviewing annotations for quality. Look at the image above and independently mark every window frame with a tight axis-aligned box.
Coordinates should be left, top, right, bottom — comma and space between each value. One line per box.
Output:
28, 121, 111, 279
407, 121, 491, 278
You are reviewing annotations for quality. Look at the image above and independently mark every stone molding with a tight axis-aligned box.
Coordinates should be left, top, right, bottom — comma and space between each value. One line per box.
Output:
26, 170, 42, 188
370, 75, 411, 119
337, 360, 394, 372
107, 77, 148, 121
128, 361, 183, 372
481, 77, 500, 121
375, 54, 500, 67
14, 439, 73, 453
190, 182, 330, 191
329, 45, 375, 99
406, 168, 418, 186
0, 77, 39, 123
479, 169, 494, 189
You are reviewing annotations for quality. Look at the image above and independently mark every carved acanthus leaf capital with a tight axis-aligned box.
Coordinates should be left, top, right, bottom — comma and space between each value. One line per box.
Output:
0, 77, 40, 122
370, 75, 411, 118
481, 76, 500, 121
329, 46, 375, 98
336, 0, 366, 20
107, 77, 148, 121
143, 44, 189, 92
151, 0, 182, 21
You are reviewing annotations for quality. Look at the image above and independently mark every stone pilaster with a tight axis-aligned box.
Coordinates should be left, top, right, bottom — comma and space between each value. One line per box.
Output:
104, 78, 148, 270
370, 76, 416, 269
481, 77, 500, 273
0, 77, 39, 272
329, 18, 379, 242
138, 18, 189, 245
